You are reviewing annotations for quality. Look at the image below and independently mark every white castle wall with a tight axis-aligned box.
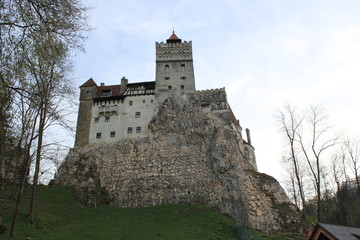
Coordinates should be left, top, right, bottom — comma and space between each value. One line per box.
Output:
88, 95, 155, 143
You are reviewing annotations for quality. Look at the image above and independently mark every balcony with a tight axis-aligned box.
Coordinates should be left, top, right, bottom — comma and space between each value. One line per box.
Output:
98, 105, 118, 115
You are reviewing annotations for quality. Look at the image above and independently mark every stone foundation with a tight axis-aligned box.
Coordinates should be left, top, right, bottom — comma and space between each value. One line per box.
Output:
54, 94, 299, 231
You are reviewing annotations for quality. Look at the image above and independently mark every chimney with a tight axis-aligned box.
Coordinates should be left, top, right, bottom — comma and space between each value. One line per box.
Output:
245, 128, 252, 146
120, 76, 128, 94
100, 82, 105, 86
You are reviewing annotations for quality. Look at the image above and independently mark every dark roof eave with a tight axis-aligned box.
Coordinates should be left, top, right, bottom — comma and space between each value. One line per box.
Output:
126, 81, 155, 86
93, 95, 125, 102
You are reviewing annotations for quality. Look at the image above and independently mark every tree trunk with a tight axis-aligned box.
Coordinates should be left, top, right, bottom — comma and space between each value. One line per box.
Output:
9, 150, 32, 240
28, 106, 45, 223
316, 156, 321, 222
9, 144, 22, 200
0, 110, 7, 234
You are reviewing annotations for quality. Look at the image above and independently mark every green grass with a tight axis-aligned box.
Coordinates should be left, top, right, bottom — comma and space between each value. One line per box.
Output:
3, 185, 240, 240
2, 185, 305, 240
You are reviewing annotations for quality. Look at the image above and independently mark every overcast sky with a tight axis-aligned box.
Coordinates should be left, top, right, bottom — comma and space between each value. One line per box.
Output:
73, 0, 360, 184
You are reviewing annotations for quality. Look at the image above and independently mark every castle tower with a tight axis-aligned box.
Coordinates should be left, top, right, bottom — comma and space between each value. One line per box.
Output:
154, 32, 196, 104
74, 78, 97, 147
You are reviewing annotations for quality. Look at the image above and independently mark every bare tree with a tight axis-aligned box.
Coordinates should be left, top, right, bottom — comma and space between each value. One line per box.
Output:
276, 105, 307, 217
297, 105, 340, 221
22, 34, 76, 223
343, 137, 360, 192
331, 151, 351, 224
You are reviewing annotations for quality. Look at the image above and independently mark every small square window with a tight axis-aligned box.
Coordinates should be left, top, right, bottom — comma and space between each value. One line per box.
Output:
181, 85, 185, 90
127, 127, 133, 134
151, 100, 153, 103
135, 112, 141, 118
129, 101, 133, 106
181, 77, 186, 80
96, 133, 101, 139
101, 90, 111, 97
168, 86, 172, 90
105, 116, 110, 122
143, 100, 146, 103
165, 77, 170, 80
136, 127, 141, 133
110, 131, 115, 138
94, 117, 99, 123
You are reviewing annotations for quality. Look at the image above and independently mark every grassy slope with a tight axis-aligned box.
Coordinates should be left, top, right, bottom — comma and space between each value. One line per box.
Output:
3, 185, 240, 240
2, 185, 304, 240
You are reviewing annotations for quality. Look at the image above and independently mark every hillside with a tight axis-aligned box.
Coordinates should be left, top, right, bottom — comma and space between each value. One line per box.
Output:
2, 185, 240, 240
2, 185, 305, 240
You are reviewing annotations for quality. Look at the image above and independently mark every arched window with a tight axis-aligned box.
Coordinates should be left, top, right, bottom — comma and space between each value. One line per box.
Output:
165, 65, 170, 74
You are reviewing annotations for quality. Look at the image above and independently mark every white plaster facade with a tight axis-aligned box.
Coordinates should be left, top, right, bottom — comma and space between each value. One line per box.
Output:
88, 94, 155, 144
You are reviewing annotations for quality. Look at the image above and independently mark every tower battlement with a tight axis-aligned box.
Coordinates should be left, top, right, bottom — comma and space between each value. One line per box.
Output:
155, 41, 193, 61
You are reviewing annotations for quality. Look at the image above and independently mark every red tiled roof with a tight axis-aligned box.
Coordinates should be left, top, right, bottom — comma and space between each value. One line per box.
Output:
94, 85, 122, 98
80, 78, 97, 87
169, 32, 180, 40
167, 31, 182, 43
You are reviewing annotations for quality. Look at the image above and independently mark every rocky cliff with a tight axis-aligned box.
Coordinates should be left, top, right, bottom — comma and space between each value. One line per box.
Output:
54, 94, 299, 232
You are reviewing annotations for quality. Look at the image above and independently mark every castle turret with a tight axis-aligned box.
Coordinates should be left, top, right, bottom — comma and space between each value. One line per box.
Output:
74, 78, 97, 147
154, 32, 196, 104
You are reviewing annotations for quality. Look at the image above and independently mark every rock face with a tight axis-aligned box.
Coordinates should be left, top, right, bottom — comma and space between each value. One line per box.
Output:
54, 94, 299, 232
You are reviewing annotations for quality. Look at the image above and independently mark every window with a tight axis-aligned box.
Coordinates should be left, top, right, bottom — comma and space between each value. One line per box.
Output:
136, 127, 142, 133
181, 85, 185, 90
168, 86, 172, 90
165, 77, 170, 80
110, 131, 115, 138
151, 100, 153, 103
165, 64, 170, 74
135, 112, 141, 118
101, 90, 111, 97
105, 116, 110, 122
143, 100, 146, 103
94, 117, 99, 123
129, 101, 133, 106
181, 77, 186, 80
96, 133, 101, 139
127, 127, 133, 134
181, 64, 185, 73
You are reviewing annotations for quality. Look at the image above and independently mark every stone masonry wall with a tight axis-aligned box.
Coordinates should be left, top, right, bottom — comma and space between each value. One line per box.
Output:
74, 99, 92, 147
55, 94, 299, 232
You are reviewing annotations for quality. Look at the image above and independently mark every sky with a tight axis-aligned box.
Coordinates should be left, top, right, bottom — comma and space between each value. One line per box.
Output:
72, 0, 360, 185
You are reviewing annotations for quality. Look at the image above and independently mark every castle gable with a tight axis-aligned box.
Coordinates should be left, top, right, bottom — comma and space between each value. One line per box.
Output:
80, 78, 97, 87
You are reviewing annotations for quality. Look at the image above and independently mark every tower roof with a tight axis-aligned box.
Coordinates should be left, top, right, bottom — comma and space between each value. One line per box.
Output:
80, 78, 97, 87
166, 31, 182, 43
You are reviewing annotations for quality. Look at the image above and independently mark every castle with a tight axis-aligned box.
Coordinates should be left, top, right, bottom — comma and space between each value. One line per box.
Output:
75, 32, 256, 169
55, 32, 299, 232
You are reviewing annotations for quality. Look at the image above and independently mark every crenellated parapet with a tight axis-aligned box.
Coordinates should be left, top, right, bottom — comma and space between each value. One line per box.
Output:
196, 88, 228, 110
156, 41, 193, 61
